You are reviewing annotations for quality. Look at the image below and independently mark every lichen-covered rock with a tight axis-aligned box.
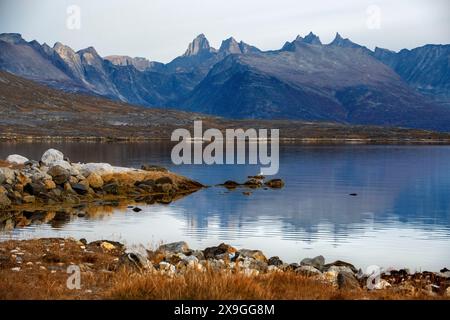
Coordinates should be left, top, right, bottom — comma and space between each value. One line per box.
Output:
6, 154, 29, 164
87, 173, 104, 189
0, 193, 11, 209
43, 180, 56, 190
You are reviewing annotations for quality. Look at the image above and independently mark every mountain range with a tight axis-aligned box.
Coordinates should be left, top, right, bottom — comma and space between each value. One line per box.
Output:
0, 32, 449, 131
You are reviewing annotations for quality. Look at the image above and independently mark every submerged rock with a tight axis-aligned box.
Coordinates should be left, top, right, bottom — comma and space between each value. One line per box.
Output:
265, 179, 285, 188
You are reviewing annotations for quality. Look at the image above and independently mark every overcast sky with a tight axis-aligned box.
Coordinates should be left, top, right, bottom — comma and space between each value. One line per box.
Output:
0, 0, 449, 63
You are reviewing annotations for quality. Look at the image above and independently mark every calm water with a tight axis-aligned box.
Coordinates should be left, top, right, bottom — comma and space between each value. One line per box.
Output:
1, 142, 449, 271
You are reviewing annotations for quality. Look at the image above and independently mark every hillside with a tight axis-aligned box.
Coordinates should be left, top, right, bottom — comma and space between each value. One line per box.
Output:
1, 71, 449, 142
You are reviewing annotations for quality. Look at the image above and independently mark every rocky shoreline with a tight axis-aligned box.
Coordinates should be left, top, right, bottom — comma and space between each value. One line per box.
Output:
0, 237, 449, 299
0, 149, 204, 213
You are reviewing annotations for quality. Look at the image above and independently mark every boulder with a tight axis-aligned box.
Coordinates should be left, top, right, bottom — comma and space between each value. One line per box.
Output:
43, 180, 56, 190
155, 176, 173, 185
296, 265, 322, 276
323, 260, 358, 273
337, 271, 360, 290
370, 279, 392, 290
244, 178, 263, 188
118, 252, 152, 271
0, 168, 15, 182
6, 154, 29, 164
87, 173, 103, 189
268, 256, 284, 266
0, 193, 11, 209
23, 182, 46, 196
103, 183, 119, 195
222, 180, 240, 189
237, 249, 267, 262
41, 149, 64, 166
300, 255, 325, 271
80, 163, 114, 177
203, 243, 237, 259
72, 183, 89, 195
47, 165, 70, 185
265, 179, 285, 188
158, 241, 190, 254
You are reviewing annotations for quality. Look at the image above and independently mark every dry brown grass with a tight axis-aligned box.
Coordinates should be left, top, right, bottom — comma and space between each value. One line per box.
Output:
105, 270, 442, 300
0, 239, 448, 300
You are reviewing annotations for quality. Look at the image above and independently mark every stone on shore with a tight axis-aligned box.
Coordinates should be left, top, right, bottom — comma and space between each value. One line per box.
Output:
41, 149, 64, 166
158, 241, 190, 254
6, 154, 29, 164
87, 173, 104, 189
47, 165, 71, 185
203, 243, 237, 260
296, 265, 322, 276
337, 271, 360, 290
237, 249, 267, 262
300, 255, 325, 271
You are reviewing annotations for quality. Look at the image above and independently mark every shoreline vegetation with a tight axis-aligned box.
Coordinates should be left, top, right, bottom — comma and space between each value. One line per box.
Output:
0, 238, 449, 300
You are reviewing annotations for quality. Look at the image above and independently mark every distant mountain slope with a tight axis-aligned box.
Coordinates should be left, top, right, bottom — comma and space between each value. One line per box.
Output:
0, 32, 449, 131
181, 36, 450, 131
2, 70, 449, 141
373, 44, 450, 102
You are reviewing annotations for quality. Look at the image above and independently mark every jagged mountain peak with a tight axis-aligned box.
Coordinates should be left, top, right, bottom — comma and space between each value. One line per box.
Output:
303, 32, 322, 45
219, 37, 241, 54
329, 32, 361, 49
0, 33, 26, 44
183, 34, 215, 56
77, 46, 100, 57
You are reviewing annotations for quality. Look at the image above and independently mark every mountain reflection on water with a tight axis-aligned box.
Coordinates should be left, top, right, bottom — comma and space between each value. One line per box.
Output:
0, 142, 449, 271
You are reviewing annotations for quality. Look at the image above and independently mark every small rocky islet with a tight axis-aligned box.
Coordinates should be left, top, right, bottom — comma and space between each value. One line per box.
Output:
0, 148, 204, 213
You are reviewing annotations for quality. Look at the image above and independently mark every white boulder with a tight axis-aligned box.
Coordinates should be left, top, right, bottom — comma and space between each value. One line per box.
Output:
41, 149, 64, 166
80, 163, 114, 176
6, 154, 29, 164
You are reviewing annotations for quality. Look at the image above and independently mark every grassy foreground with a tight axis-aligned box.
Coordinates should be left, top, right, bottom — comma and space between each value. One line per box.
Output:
0, 238, 448, 300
